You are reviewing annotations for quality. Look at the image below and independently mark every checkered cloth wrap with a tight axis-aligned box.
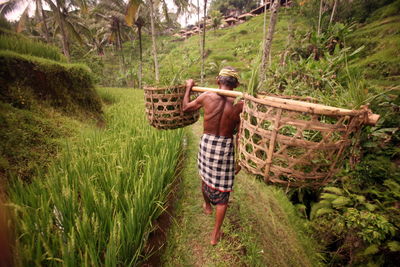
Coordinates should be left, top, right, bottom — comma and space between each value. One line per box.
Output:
198, 134, 235, 192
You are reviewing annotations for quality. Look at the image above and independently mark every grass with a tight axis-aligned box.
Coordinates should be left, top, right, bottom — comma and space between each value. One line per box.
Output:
347, 13, 400, 89
8, 88, 186, 266
99, 9, 308, 88
0, 100, 83, 181
161, 120, 322, 266
155, 11, 308, 87
0, 29, 67, 62
0, 50, 102, 118
0, 48, 103, 182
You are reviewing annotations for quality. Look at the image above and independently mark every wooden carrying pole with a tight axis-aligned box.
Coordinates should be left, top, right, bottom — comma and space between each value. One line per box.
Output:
191, 86, 380, 125
192, 86, 243, 98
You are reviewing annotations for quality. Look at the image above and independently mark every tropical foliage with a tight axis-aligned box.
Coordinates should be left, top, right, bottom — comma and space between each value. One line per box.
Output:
1, 0, 399, 265
209, 0, 258, 16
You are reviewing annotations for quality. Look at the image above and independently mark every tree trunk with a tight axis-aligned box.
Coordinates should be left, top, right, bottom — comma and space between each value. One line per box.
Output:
260, 0, 280, 83
55, 0, 70, 60
280, 17, 293, 66
116, 19, 126, 77
197, 0, 202, 81
138, 25, 143, 89
261, 1, 267, 62
329, 0, 337, 26
317, 0, 323, 35
149, 0, 159, 83
37, 0, 50, 42
201, 0, 207, 84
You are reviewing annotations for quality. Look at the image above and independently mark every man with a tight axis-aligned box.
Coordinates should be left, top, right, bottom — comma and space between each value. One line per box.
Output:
183, 67, 243, 245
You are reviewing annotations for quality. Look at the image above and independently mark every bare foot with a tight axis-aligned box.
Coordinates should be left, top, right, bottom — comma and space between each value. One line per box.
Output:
203, 203, 212, 215
210, 231, 222, 246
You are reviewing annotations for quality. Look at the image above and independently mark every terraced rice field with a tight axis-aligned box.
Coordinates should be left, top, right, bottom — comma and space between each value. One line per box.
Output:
9, 88, 184, 266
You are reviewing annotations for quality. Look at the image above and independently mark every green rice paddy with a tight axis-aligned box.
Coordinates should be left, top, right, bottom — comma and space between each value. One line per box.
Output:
9, 88, 184, 266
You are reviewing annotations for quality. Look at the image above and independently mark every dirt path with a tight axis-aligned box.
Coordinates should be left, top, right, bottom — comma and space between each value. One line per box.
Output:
159, 121, 321, 266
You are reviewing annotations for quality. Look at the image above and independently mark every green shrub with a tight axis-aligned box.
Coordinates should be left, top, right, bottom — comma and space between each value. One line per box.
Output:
0, 50, 103, 181
0, 51, 102, 117
311, 184, 398, 265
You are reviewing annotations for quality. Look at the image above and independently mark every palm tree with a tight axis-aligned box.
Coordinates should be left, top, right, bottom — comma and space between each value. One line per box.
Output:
40, 0, 92, 59
0, 0, 19, 18
200, 0, 207, 84
124, 0, 143, 88
148, 0, 159, 83
0, 0, 50, 42
35, 0, 50, 42
197, 0, 201, 79
125, 0, 189, 87
135, 16, 145, 88
44, 0, 71, 58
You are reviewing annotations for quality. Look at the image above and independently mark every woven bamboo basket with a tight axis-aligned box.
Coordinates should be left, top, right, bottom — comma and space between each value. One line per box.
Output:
238, 93, 371, 187
144, 85, 200, 130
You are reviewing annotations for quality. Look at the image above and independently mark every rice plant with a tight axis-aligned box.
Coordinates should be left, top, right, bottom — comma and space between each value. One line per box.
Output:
9, 88, 185, 266
0, 34, 66, 62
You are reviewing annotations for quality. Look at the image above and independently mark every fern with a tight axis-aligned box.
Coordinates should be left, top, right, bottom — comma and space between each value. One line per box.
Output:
387, 241, 400, 252
320, 193, 340, 200
310, 201, 332, 219
331, 196, 352, 208
323, 186, 343, 195
315, 208, 335, 217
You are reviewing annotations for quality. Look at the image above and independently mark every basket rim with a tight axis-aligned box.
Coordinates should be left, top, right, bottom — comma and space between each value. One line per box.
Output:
244, 93, 367, 117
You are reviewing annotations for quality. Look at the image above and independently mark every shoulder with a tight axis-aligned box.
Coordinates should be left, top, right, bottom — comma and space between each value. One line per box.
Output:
234, 100, 244, 109
200, 92, 223, 101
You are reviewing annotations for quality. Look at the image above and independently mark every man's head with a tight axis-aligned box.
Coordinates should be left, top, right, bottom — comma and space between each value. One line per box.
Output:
217, 67, 239, 89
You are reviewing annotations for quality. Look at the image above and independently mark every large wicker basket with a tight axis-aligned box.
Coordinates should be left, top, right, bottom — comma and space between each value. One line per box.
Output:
144, 85, 200, 130
238, 94, 370, 187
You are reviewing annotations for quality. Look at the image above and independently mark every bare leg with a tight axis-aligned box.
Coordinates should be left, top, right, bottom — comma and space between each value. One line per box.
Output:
211, 203, 228, 245
202, 181, 212, 215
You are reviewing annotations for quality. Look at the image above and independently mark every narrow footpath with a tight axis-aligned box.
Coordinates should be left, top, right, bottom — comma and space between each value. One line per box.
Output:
159, 121, 321, 267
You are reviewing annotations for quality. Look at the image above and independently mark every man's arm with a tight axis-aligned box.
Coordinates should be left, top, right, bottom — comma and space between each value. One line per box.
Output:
182, 79, 205, 112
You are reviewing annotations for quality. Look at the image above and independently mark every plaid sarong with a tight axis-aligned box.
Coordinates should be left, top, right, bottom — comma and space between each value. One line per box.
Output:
198, 134, 235, 192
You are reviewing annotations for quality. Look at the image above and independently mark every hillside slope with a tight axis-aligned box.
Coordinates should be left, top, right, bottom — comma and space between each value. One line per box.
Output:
0, 30, 103, 181
104, 5, 399, 95
348, 3, 400, 88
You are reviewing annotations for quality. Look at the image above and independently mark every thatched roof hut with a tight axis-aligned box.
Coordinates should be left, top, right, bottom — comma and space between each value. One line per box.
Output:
224, 17, 238, 26
185, 31, 194, 36
250, 3, 270, 15
238, 13, 254, 21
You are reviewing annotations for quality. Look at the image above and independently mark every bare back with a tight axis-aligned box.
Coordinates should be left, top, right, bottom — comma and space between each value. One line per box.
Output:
202, 92, 242, 138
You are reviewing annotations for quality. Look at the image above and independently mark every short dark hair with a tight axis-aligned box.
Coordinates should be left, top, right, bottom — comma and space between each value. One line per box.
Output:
217, 75, 239, 88
217, 66, 239, 88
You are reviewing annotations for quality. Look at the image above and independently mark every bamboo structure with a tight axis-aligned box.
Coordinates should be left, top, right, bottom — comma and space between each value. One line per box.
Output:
146, 85, 380, 187
238, 94, 372, 187
144, 85, 199, 129
192, 86, 380, 187
192, 87, 379, 125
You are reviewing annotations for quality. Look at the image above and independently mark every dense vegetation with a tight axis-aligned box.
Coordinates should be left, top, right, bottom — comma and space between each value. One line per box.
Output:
0, 0, 399, 265
0, 29, 102, 181
10, 88, 185, 265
